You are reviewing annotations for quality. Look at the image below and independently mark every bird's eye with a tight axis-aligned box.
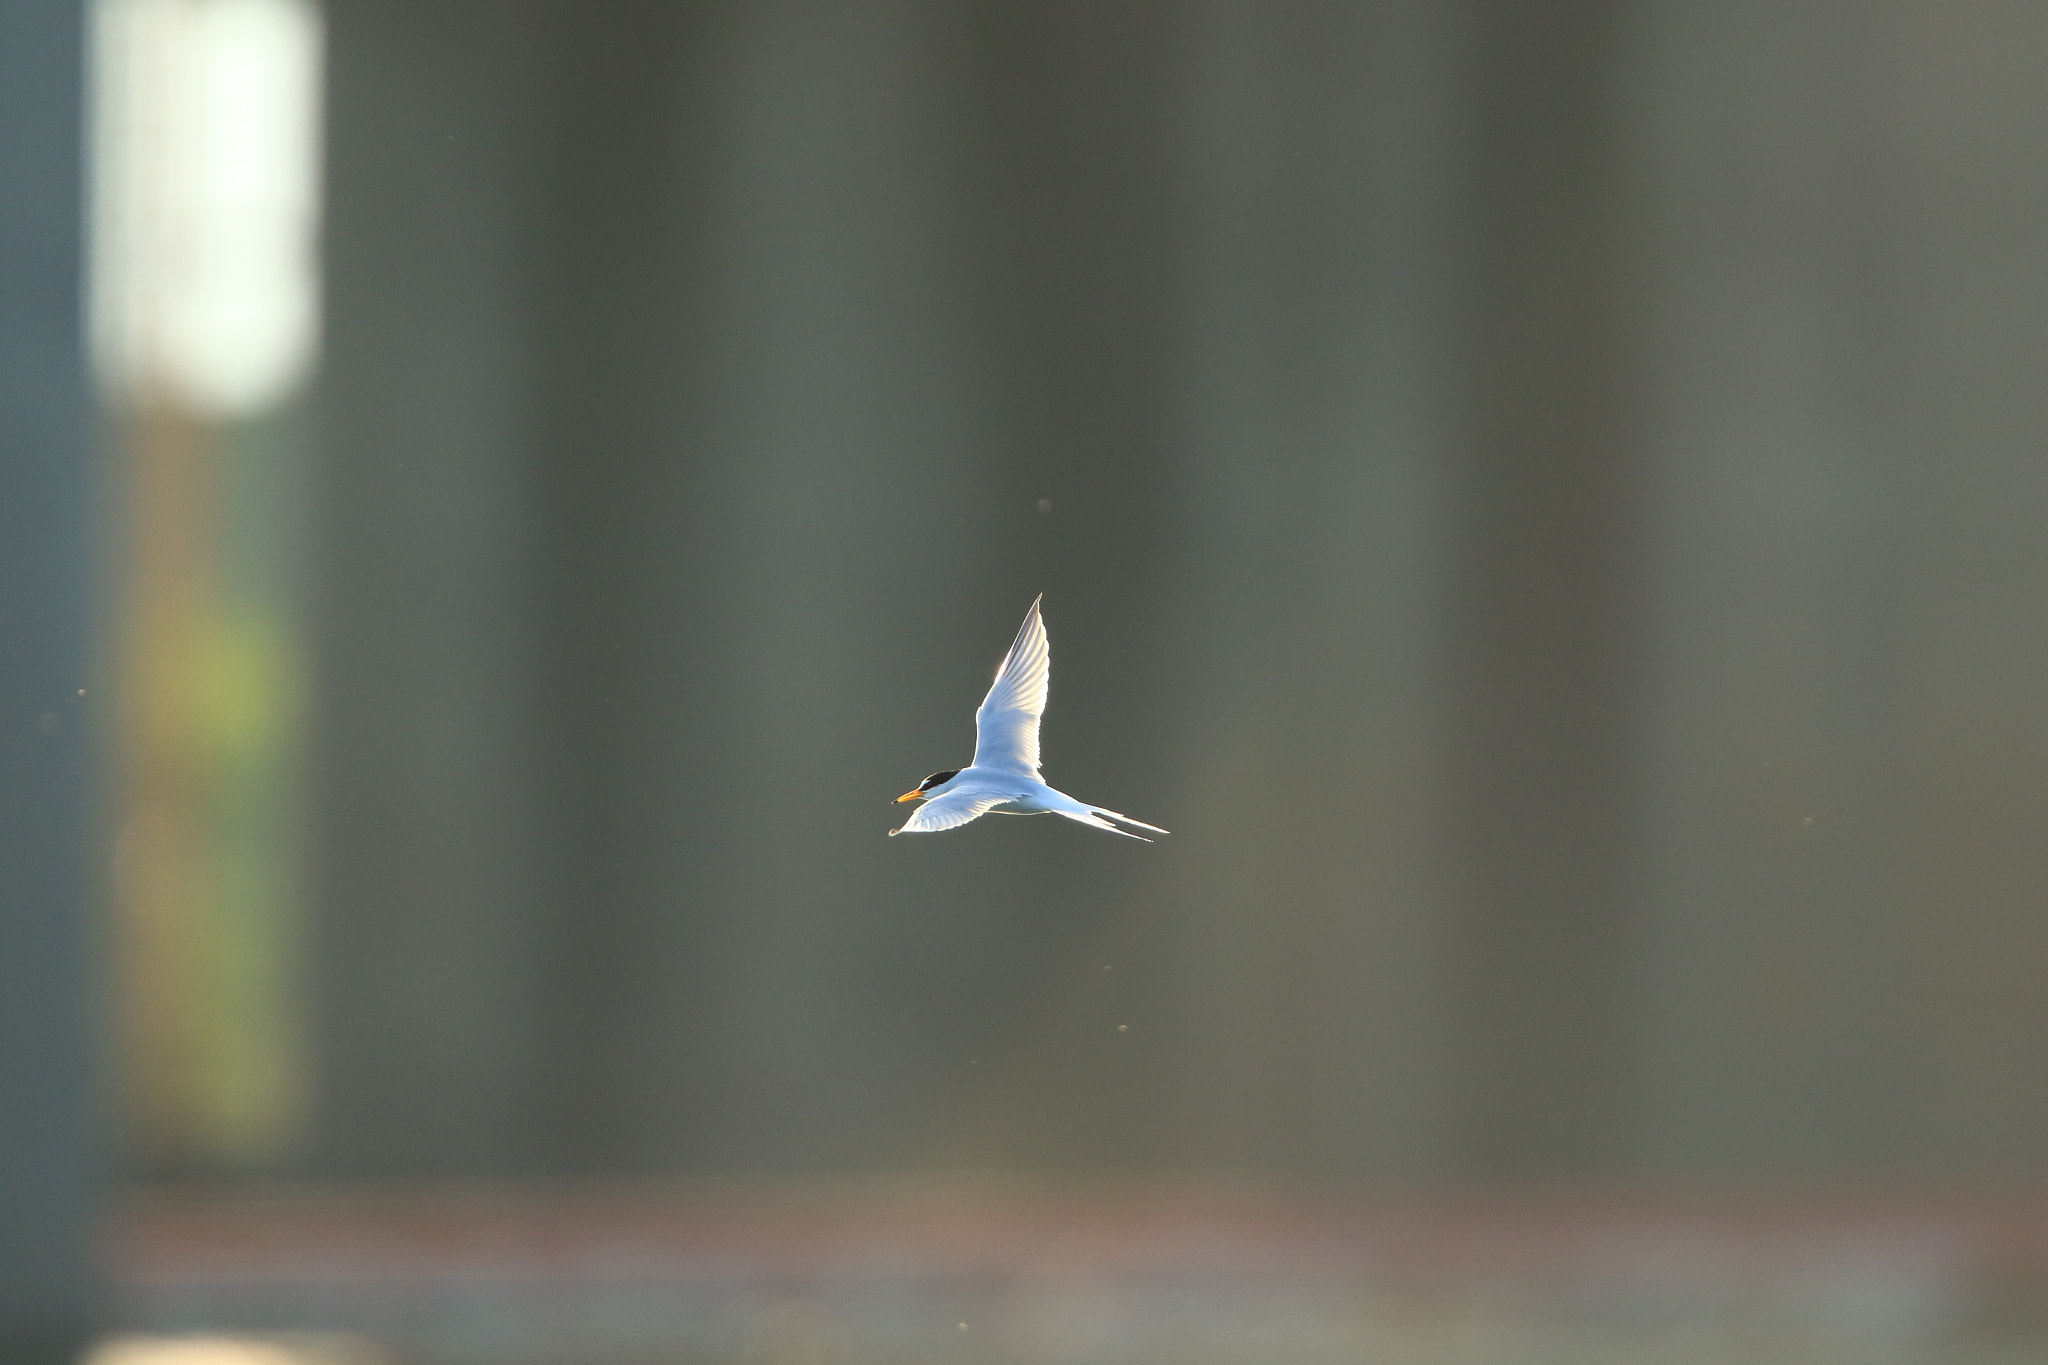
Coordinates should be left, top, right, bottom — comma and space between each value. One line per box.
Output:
922, 770, 959, 790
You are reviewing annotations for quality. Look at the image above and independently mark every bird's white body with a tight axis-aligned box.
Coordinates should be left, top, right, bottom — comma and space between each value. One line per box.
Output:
891, 597, 1168, 842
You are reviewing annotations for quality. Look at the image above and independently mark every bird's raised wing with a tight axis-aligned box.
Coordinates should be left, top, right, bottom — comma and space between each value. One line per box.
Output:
972, 595, 1049, 772
890, 789, 1007, 836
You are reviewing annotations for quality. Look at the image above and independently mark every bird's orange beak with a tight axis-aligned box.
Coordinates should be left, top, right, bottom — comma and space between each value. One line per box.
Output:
896, 788, 924, 803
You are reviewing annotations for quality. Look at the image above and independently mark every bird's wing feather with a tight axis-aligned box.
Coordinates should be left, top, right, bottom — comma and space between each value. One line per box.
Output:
972, 595, 1049, 771
893, 789, 1007, 835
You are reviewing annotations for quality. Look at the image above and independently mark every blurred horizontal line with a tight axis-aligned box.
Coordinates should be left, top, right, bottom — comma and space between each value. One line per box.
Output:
119, 1177, 2048, 1285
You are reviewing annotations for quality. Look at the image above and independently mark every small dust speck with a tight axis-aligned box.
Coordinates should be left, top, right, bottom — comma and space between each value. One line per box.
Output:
1800, 817, 1814, 827
1035, 498, 1053, 514
1117, 1024, 1128, 1032
958, 1322, 969, 1332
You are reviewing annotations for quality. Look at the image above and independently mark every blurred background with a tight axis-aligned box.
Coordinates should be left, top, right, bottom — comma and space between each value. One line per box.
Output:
8, 0, 2048, 1360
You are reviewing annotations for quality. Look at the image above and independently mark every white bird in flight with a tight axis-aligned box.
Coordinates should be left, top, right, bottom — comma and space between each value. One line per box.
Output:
891, 596, 1169, 842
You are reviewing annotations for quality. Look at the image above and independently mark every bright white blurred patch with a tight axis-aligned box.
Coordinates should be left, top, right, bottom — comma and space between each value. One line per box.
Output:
93, 0, 323, 417
88, 1335, 384, 1365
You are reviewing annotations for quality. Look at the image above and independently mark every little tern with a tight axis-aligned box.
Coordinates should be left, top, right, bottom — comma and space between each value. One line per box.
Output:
890, 596, 1168, 842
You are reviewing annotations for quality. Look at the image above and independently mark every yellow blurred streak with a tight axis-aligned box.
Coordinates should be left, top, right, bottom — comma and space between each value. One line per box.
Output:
114, 398, 306, 1172
88, 1335, 386, 1365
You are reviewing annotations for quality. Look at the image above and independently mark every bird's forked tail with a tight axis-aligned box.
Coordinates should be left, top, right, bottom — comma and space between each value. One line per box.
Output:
1054, 806, 1169, 841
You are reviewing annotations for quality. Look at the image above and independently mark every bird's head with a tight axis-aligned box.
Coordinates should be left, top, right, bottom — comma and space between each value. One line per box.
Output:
896, 769, 960, 803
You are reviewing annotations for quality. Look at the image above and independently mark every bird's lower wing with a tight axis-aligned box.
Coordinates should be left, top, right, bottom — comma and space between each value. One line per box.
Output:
890, 790, 1007, 836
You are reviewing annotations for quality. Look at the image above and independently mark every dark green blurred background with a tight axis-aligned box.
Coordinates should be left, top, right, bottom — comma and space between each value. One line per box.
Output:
297, 0, 2048, 1186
